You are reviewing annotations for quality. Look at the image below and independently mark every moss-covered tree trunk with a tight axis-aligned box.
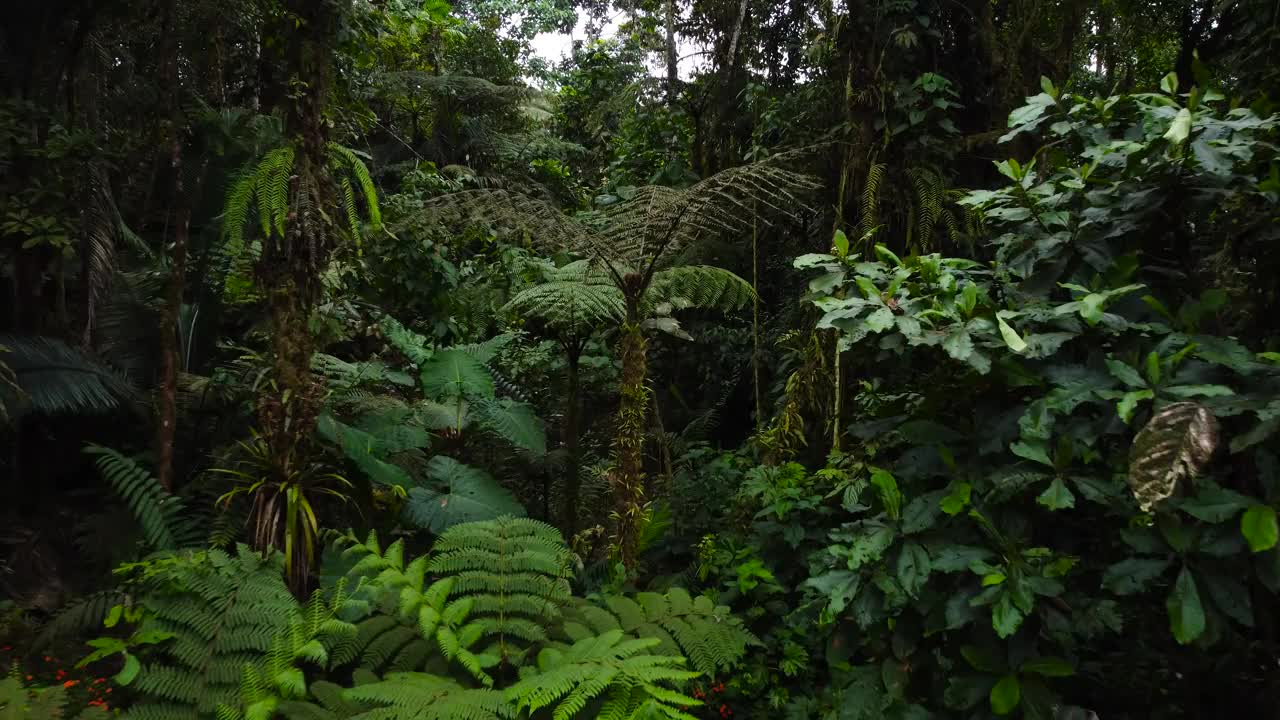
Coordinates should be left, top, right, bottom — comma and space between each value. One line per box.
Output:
612, 295, 650, 571
253, 0, 343, 594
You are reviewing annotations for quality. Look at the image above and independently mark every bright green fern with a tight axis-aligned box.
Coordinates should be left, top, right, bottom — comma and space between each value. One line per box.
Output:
560, 588, 755, 677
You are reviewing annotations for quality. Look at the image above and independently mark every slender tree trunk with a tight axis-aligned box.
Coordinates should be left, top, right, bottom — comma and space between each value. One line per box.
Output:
751, 209, 763, 432
727, 0, 750, 62
665, 0, 678, 105
155, 132, 187, 491
155, 0, 186, 491
561, 345, 582, 536
613, 299, 649, 571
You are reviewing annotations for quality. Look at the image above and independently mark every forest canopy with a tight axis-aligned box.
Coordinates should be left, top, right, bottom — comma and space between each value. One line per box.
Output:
1, 1, 1279, 718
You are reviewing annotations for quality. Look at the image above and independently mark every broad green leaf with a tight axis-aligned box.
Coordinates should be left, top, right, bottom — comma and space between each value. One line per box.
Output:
806, 570, 861, 614
943, 327, 974, 362
832, 229, 850, 257
1242, 505, 1279, 552
944, 675, 992, 710
1102, 556, 1171, 595
402, 456, 525, 532
1160, 72, 1178, 94
115, 653, 141, 685
1145, 351, 1162, 385
1021, 656, 1074, 677
989, 674, 1021, 715
871, 469, 903, 519
991, 593, 1024, 638
896, 542, 931, 597
1105, 358, 1146, 388
940, 482, 972, 515
1178, 484, 1251, 523
1011, 440, 1053, 467
1164, 108, 1192, 145
866, 306, 896, 333
835, 521, 898, 571
902, 489, 946, 533
996, 314, 1027, 352
1164, 384, 1234, 399
1037, 477, 1075, 510
1117, 389, 1154, 423
929, 543, 991, 572
1166, 566, 1206, 644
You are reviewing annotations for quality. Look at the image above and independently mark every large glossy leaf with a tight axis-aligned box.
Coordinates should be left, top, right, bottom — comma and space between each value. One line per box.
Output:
402, 456, 525, 532
317, 414, 413, 488
1128, 402, 1219, 511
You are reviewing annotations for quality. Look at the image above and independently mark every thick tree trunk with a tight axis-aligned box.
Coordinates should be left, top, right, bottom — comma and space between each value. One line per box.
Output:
612, 304, 649, 571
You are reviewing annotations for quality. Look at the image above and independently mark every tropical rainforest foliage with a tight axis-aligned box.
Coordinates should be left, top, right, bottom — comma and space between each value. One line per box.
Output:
2, 1, 1279, 718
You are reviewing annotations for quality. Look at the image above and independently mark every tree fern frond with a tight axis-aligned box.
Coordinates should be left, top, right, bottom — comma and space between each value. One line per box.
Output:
646, 266, 755, 313
0, 335, 135, 417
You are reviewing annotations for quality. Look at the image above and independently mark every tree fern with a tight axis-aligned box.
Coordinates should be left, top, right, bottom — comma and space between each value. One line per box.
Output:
560, 588, 755, 677
219, 142, 380, 297
505, 630, 700, 720
85, 444, 195, 551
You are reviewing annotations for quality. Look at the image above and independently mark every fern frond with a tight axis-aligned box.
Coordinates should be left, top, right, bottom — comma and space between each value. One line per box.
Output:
507, 630, 699, 720
646, 266, 755, 313
127, 546, 302, 719
860, 162, 886, 237
33, 589, 128, 650
0, 335, 134, 417
563, 588, 755, 676
85, 444, 195, 550
343, 672, 509, 720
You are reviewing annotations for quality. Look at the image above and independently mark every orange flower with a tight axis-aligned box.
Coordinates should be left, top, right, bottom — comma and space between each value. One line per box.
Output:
63, 680, 79, 688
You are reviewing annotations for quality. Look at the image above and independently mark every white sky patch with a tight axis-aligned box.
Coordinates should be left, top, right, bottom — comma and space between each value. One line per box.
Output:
529, 7, 704, 80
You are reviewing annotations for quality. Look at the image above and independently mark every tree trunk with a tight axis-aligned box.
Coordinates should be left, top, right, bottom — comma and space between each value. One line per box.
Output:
612, 302, 649, 572
561, 345, 582, 536
665, 0, 678, 105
